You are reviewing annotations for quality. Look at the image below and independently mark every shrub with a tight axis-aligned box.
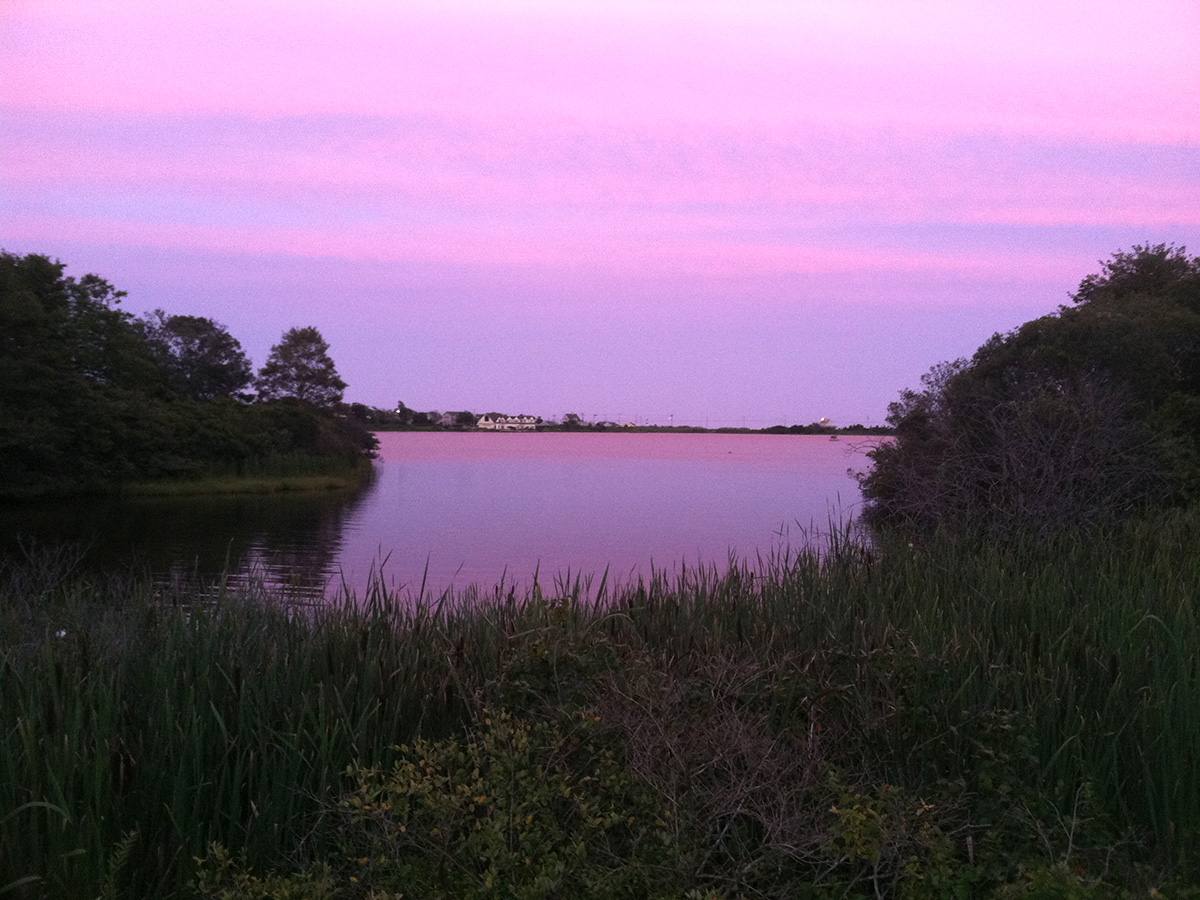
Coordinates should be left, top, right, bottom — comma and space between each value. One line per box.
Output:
859, 245, 1200, 540
338, 709, 678, 899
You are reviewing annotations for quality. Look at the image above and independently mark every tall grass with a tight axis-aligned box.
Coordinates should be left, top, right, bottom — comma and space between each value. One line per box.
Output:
2, 512, 1198, 896
120, 453, 375, 496
0, 560, 488, 897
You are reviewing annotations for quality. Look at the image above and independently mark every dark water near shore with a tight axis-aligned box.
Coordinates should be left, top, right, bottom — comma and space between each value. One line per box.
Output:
0, 433, 874, 600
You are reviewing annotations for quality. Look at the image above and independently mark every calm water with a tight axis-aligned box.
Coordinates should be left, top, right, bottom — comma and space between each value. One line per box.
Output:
0, 433, 875, 600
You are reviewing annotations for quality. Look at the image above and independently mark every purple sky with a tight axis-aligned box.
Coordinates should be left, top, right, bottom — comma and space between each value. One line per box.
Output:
3, 1, 1198, 426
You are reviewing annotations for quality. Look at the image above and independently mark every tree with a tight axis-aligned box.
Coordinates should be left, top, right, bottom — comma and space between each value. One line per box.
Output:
256, 326, 347, 406
140, 309, 253, 401
393, 401, 414, 426
1071, 242, 1200, 307
0, 254, 377, 495
0, 252, 161, 391
0, 251, 170, 492
860, 245, 1200, 540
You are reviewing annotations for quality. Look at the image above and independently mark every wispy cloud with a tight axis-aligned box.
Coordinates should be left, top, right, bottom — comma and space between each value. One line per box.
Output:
5, 0, 1198, 138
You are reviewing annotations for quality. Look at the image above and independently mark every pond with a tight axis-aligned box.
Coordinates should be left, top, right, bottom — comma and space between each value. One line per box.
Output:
0, 432, 877, 601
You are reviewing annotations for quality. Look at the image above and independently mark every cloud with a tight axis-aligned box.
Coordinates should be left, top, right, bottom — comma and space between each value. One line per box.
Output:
4, 1, 1198, 142
3, 0, 1197, 420
5, 107, 1197, 279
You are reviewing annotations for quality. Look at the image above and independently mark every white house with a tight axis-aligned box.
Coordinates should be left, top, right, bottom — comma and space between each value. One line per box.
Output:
477, 413, 539, 431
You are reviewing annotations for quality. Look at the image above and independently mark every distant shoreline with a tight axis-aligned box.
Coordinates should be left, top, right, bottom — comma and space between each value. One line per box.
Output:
371, 424, 893, 436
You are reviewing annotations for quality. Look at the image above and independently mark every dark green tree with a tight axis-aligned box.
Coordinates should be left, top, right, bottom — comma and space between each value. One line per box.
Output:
140, 309, 253, 401
256, 326, 347, 406
0, 251, 168, 493
1, 254, 375, 496
1072, 242, 1200, 307
860, 245, 1200, 540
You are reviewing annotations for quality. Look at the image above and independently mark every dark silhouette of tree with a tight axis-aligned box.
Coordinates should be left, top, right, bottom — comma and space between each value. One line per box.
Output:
256, 326, 347, 406
0, 254, 375, 496
140, 309, 253, 401
0, 251, 166, 492
860, 245, 1200, 540
1072, 242, 1200, 307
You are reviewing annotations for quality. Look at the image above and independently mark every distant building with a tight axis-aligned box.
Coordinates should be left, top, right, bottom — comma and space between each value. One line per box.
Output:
477, 413, 539, 431
438, 411, 477, 428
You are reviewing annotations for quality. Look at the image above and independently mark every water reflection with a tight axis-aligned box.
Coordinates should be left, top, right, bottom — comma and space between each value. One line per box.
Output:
0, 471, 376, 602
1, 434, 873, 601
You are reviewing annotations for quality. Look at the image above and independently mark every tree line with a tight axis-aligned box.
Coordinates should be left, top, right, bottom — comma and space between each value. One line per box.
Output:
0, 252, 375, 498
860, 244, 1200, 540
347, 407, 892, 434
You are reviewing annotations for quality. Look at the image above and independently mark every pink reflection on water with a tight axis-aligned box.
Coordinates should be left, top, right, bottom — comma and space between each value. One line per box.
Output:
339, 432, 875, 598
376, 430, 871, 465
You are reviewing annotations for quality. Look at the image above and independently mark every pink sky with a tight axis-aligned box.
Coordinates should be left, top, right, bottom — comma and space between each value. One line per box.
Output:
3, 0, 1198, 425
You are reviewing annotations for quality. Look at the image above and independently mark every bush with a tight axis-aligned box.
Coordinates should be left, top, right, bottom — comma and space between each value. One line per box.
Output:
859, 245, 1200, 540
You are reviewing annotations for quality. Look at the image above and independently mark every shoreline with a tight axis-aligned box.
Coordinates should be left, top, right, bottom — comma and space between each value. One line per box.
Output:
118, 471, 368, 497
371, 425, 893, 436
1, 461, 375, 504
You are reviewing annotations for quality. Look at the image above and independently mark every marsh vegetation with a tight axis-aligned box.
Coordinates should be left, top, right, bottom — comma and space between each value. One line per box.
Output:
3, 516, 1199, 898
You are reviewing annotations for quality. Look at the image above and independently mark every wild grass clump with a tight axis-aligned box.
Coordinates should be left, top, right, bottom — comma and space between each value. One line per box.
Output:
121, 453, 375, 496
3, 512, 1199, 897
0, 557, 486, 898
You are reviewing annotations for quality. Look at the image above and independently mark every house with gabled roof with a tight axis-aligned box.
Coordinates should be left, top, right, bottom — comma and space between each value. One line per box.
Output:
477, 413, 539, 431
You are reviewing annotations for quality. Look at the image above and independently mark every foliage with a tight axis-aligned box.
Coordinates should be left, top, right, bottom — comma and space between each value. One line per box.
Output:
256, 327, 347, 407
860, 245, 1200, 539
192, 844, 340, 900
5, 517, 1200, 897
334, 710, 678, 899
254, 399, 379, 463
347, 403, 412, 430
0, 252, 371, 497
763, 422, 892, 436
1072, 242, 1200, 307
0, 558, 476, 898
0, 251, 187, 493
140, 309, 254, 401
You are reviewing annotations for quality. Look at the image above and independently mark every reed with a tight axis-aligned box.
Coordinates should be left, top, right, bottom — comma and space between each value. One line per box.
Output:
119, 473, 363, 496
0, 563, 485, 897
2, 512, 1198, 896
120, 454, 374, 496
